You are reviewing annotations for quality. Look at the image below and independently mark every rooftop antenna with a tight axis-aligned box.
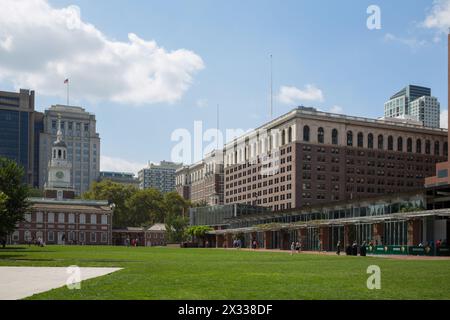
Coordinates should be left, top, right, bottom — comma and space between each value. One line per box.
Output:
270, 54, 273, 119
216, 103, 220, 151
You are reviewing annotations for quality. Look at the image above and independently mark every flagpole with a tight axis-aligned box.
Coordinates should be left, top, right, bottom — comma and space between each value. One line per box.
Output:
67, 80, 69, 106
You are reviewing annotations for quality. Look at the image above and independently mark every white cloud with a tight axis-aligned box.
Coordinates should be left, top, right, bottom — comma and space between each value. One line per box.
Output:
441, 110, 448, 129
423, 0, 450, 33
329, 105, 343, 114
100, 155, 146, 175
0, 0, 204, 105
277, 85, 324, 105
383, 33, 427, 49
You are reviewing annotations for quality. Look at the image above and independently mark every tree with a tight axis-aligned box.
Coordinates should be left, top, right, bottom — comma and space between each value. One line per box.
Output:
126, 188, 165, 226
185, 225, 213, 246
165, 214, 189, 243
83, 179, 137, 228
0, 157, 31, 248
163, 192, 190, 243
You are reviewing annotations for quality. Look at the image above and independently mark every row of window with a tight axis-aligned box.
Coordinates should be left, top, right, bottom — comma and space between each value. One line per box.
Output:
24, 212, 108, 225
52, 120, 90, 132
12, 231, 108, 243
302, 125, 447, 155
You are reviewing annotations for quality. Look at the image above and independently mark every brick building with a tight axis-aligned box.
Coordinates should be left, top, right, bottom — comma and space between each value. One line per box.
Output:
8, 115, 113, 245
223, 107, 448, 211
175, 150, 224, 206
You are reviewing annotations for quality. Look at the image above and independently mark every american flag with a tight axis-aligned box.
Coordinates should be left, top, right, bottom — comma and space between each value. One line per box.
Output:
64, 78, 69, 84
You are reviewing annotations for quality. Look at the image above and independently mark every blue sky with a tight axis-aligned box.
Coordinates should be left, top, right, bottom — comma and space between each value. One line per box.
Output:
1, 0, 449, 173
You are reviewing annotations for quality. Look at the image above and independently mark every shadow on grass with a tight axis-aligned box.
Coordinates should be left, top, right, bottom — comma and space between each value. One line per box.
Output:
0, 258, 61, 262
0, 248, 56, 254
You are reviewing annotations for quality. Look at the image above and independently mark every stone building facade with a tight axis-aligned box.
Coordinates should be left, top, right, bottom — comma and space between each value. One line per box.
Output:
175, 150, 224, 205
223, 107, 448, 211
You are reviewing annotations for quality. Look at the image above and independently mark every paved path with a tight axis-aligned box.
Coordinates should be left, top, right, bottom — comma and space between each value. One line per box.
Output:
0, 267, 122, 300
217, 248, 450, 260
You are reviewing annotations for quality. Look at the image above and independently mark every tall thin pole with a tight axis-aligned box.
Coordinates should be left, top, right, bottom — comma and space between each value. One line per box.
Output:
67, 80, 69, 106
270, 54, 273, 119
216, 104, 220, 151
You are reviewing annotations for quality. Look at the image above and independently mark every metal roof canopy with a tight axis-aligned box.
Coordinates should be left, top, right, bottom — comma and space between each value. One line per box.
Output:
208, 209, 450, 235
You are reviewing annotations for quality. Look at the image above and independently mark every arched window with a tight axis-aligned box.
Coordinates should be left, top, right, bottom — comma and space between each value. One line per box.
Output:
63, 150, 66, 159
368, 133, 374, 149
53, 149, 56, 159
435, 141, 440, 156
397, 137, 403, 152
444, 142, 448, 157
416, 139, 422, 154
407, 138, 412, 152
58, 149, 62, 158
281, 130, 286, 145
318, 127, 324, 144
332, 129, 338, 145
288, 127, 293, 143
347, 131, 353, 147
357, 132, 363, 148
388, 136, 393, 151
425, 140, 431, 155
378, 135, 384, 150
303, 126, 309, 142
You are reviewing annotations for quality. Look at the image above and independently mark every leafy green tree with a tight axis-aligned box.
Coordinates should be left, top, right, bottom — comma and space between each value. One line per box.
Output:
126, 188, 165, 226
165, 214, 189, 243
163, 192, 190, 242
0, 157, 31, 248
83, 179, 137, 228
185, 225, 213, 245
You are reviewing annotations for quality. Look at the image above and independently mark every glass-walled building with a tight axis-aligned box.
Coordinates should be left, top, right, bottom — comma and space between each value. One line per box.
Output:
203, 192, 450, 253
0, 89, 41, 187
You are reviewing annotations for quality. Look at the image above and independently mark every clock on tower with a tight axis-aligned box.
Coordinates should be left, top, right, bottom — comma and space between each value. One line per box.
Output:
44, 114, 75, 200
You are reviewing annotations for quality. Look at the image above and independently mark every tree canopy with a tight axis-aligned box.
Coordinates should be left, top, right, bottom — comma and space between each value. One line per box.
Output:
82, 181, 191, 237
0, 157, 31, 248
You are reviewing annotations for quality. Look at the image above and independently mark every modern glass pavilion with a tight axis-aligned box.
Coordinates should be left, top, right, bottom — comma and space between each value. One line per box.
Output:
189, 192, 450, 254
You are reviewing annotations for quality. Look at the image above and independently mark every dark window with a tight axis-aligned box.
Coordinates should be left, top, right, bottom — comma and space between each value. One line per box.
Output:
378, 135, 384, 150
288, 127, 293, 143
282, 130, 286, 145
435, 141, 440, 156
397, 137, 403, 152
303, 126, 310, 142
425, 140, 431, 155
444, 142, 448, 157
388, 136, 393, 151
318, 127, 324, 144
416, 139, 422, 154
368, 133, 374, 149
407, 138, 413, 152
347, 131, 353, 147
357, 132, 363, 148
332, 129, 338, 145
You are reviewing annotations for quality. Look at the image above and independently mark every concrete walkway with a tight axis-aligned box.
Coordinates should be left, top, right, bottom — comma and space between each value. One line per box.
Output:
0, 267, 122, 300
218, 248, 450, 260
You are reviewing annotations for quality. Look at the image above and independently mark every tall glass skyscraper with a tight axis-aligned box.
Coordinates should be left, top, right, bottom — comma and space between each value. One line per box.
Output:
0, 89, 41, 186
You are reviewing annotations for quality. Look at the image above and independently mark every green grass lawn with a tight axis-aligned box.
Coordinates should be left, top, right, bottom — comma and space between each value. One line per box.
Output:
0, 245, 449, 300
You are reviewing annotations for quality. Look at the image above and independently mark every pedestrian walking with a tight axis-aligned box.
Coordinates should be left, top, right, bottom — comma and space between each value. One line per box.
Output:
336, 241, 341, 255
